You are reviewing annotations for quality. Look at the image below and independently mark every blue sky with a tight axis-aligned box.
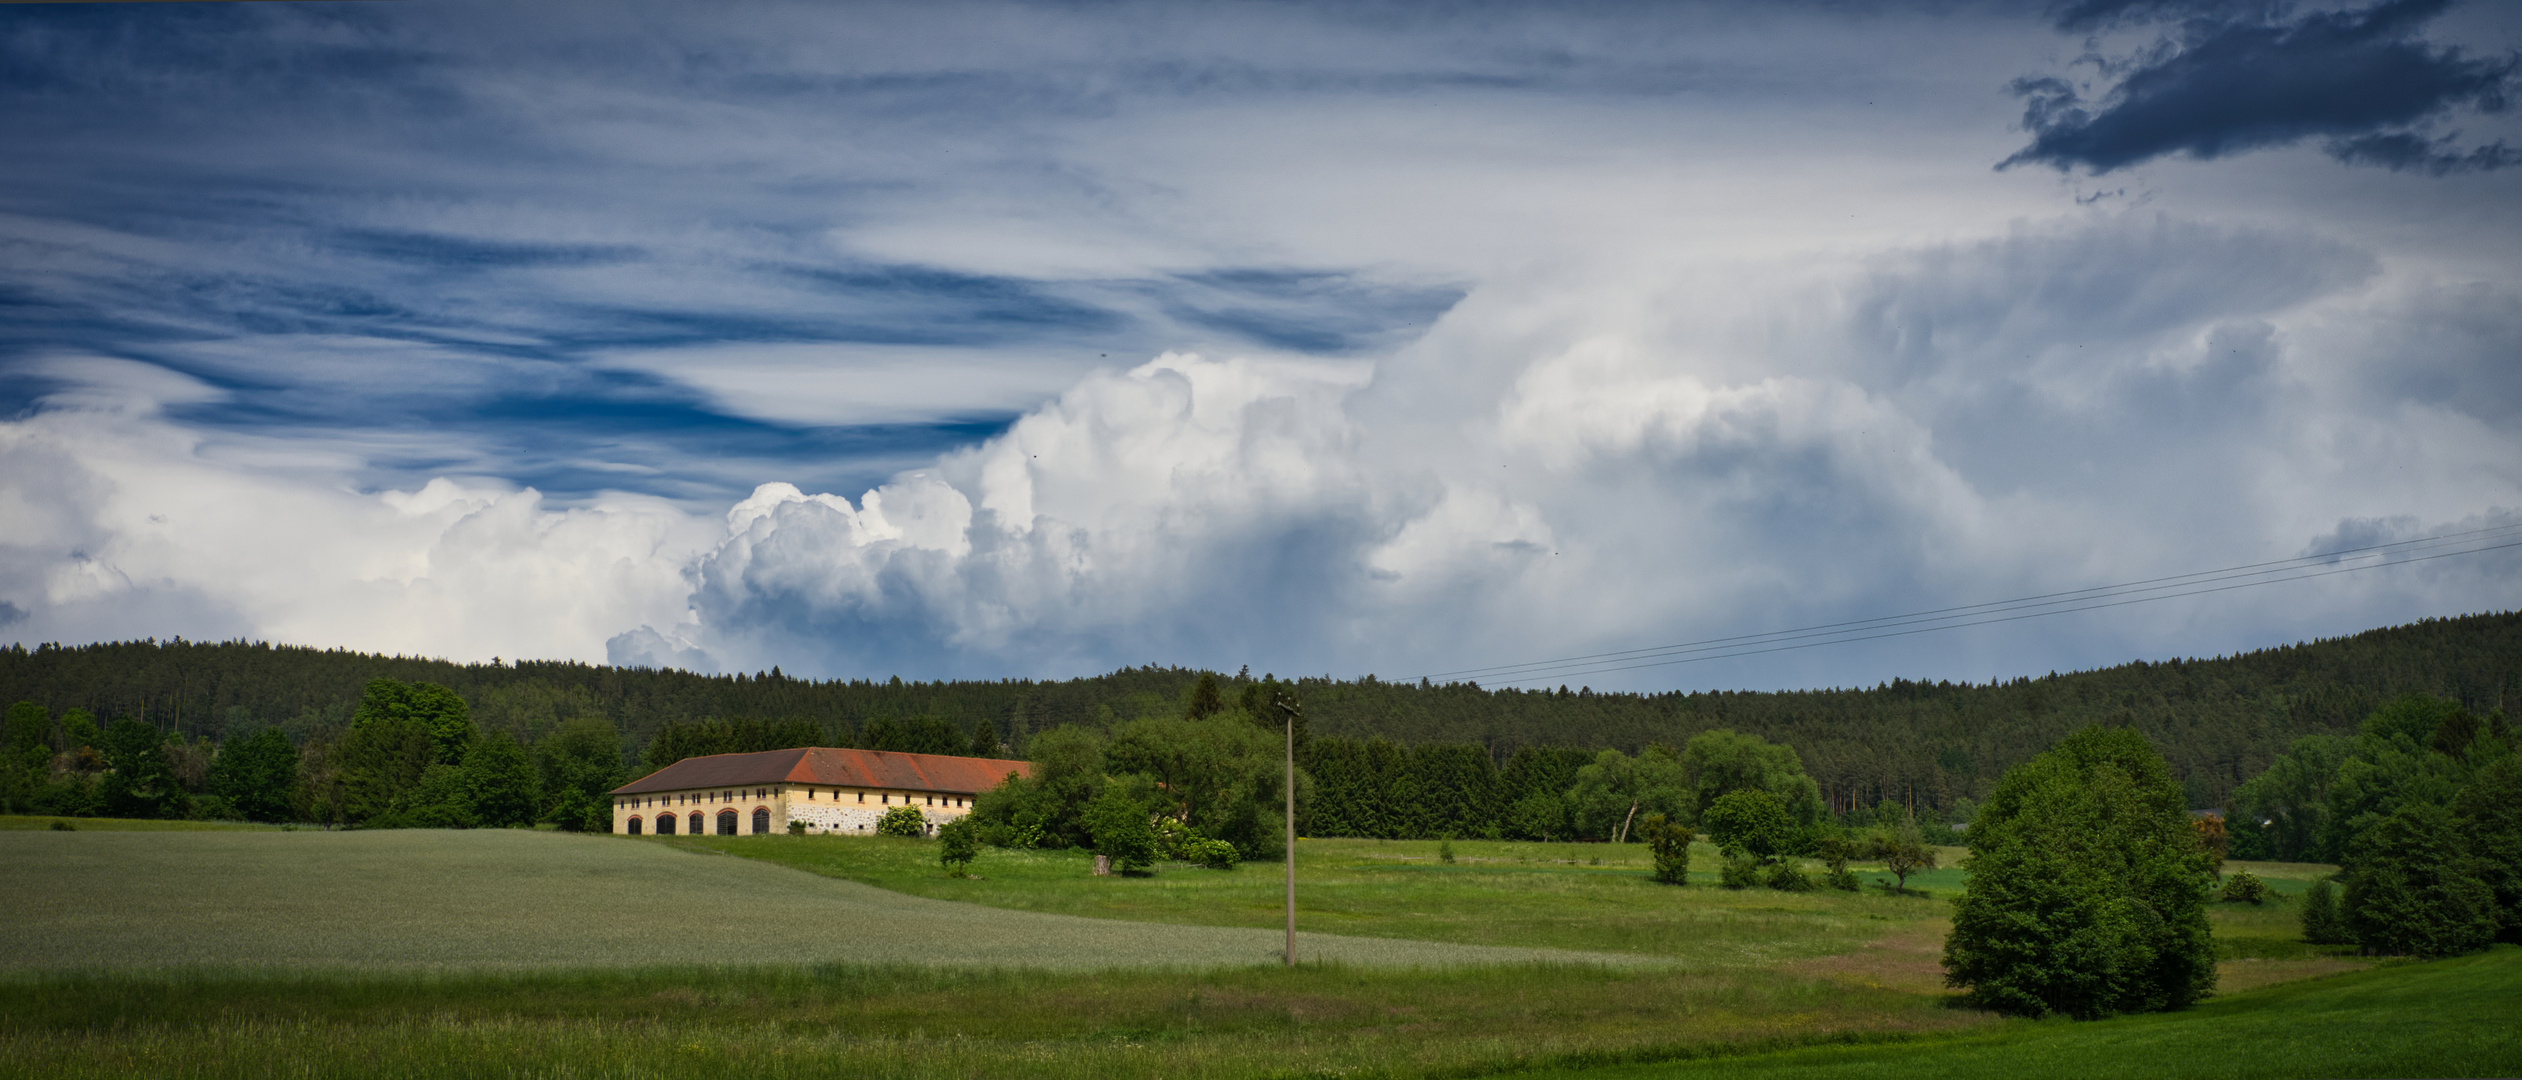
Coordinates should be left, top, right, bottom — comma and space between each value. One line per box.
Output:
2, 0, 2518, 690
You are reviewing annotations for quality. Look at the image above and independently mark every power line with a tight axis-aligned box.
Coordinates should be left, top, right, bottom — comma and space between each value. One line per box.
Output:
1409, 520, 2522, 688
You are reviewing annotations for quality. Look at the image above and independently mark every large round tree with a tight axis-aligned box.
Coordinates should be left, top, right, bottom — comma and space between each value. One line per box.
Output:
1942, 726, 2217, 1018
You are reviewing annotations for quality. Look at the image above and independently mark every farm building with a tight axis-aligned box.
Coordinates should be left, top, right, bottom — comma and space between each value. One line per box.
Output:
610, 747, 1030, 837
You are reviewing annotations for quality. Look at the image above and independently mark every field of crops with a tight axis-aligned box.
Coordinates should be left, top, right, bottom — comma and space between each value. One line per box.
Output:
0, 827, 1628, 972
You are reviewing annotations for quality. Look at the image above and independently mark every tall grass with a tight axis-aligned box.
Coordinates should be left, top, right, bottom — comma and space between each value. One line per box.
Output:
0, 962, 1984, 1080
1526, 946, 2522, 1079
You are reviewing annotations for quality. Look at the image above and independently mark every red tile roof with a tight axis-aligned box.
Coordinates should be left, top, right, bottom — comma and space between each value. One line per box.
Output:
611, 747, 1031, 796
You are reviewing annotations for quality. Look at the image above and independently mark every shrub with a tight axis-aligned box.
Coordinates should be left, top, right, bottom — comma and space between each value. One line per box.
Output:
937, 816, 980, 876
1635, 813, 1691, 885
1719, 851, 1761, 889
1185, 837, 1240, 869
787, 820, 806, 835
2221, 869, 2270, 905
1881, 813, 1938, 893
1942, 726, 2218, 1019
1816, 835, 1862, 891
1438, 838, 1456, 864
1082, 788, 1158, 873
1703, 789, 1794, 860
876, 804, 929, 837
1764, 860, 1813, 891
2340, 802, 2496, 957
2302, 878, 2349, 944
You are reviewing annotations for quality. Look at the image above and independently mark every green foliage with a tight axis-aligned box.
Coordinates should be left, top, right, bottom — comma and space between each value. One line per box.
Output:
967, 719, 1006, 758
460, 733, 542, 828
1942, 726, 2217, 1019
2339, 801, 2496, 957
534, 716, 624, 831
875, 804, 928, 838
967, 725, 1107, 849
1567, 745, 1691, 842
1107, 714, 1287, 859
355, 679, 476, 766
1879, 812, 1938, 893
1635, 812, 1691, 884
1304, 737, 1488, 842
1702, 789, 1795, 860
1183, 837, 1240, 869
2300, 878, 2349, 944
1683, 728, 1824, 825
640, 715, 825, 770
2221, 869, 2271, 905
1507, 793, 1569, 842
1818, 837, 1863, 892
1764, 860, 1814, 891
1718, 850, 1762, 889
1182, 672, 1224, 720
100, 716, 184, 819
208, 727, 299, 822
2227, 735, 2352, 861
937, 816, 980, 875
2451, 754, 2522, 942
860, 714, 970, 756
1082, 787, 1157, 873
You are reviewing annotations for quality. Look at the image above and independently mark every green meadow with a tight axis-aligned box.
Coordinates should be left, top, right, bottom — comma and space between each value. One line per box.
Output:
1, 824, 2508, 1079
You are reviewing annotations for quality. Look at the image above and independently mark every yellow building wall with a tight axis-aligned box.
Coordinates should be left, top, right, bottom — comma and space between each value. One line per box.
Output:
612, 784, 977, 836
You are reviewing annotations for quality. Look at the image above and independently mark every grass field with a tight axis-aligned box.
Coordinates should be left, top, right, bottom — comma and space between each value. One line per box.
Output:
677, 833, 1967, 970
3, 824, 2481, 1079
1538, 947, 2522, 1080
0, 829, 1631, 972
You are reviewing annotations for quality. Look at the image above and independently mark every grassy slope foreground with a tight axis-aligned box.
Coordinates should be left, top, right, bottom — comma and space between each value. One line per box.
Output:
1546, 948, 2522, 1080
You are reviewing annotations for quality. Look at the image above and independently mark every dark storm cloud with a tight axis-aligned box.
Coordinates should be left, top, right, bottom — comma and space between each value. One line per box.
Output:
2003, 0, 2518, 174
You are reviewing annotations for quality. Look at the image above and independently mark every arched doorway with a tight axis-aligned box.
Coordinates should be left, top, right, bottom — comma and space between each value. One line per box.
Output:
656, 813, 674, 835
717, 809, 739, 836
753, 807, 771, 834
688, 811, 704, 834
627, 816, 642, 835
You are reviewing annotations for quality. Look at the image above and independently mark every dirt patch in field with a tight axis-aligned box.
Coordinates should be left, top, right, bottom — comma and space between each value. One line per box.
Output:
1781, 919, 1953, 996
2215, 956, 2375, 994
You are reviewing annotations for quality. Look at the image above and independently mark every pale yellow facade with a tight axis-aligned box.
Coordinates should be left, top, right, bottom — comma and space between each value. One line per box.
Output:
613, 783, 978, 837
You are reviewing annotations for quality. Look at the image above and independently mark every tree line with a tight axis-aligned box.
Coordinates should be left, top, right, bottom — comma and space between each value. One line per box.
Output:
1, 611, 2515, 828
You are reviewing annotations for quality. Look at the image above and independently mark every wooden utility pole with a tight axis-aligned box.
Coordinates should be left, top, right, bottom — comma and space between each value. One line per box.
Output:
1280, 690, 1298, 967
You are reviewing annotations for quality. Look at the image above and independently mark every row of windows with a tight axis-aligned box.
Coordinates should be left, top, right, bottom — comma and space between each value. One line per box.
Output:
616, 790, 970, 809
625, 808, 773, 836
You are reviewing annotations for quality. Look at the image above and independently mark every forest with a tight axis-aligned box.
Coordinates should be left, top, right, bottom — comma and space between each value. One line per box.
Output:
0, 610, 2515, 824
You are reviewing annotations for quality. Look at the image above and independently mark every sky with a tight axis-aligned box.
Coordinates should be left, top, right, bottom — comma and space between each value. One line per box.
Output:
2, 0, 2518, 692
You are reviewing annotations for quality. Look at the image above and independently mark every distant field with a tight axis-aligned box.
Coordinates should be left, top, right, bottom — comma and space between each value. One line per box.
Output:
0, 814, 282, 832
0, 829, 1635, 973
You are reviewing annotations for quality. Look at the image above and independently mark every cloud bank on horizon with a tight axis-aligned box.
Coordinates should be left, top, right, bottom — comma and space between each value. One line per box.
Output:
2, 0, 2517, 691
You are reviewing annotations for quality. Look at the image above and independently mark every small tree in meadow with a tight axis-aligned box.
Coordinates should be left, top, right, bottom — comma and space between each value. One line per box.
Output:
1635, 812, 1691, 885
1881, 813, 1938, 894
938, 816, 980, 876
1083, 788, 1158, 873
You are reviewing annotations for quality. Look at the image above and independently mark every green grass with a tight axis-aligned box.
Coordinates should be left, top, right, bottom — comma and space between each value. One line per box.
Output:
1528, 946, 2522, 1080
676, 834, 1967, 969
5, 827, 2453, 1079
0, 962, 1985, 1080
0, 830, 1625, 973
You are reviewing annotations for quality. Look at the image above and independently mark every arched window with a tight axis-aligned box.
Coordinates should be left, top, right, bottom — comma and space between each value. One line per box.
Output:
688, 811, 703, 834
717, 809, 739, 836
626, 816, 642, 835
657, 813, 675, 835
753, 807, 770, 834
